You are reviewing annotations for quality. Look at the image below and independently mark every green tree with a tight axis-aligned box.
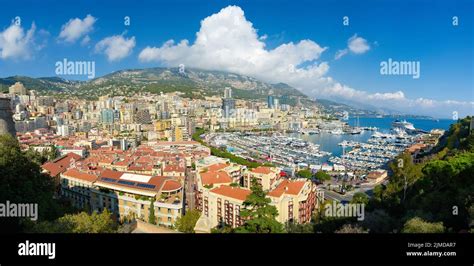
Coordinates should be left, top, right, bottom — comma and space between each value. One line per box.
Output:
297, 169, 312, 179
402, 217, 445, 233
30, 209, 118, 233
46, 145, 58, 161
149, 200, 156, 225
351, 192, 369, 205
175, 209, 201, 233
211, 224, 235, 233
361, 209, 398, 233
335, 224, 368, 233
285, 221, 313, 233
314, 171, 331, 182
0, 135, 64, 233
235, 178, 284, 233
312, 201, 355, 233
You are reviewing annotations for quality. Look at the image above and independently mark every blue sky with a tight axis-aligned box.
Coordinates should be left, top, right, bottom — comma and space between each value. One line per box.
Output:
0, 0, 472, 118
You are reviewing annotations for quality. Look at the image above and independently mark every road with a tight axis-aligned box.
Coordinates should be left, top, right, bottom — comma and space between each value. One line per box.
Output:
322, 183, 377, 202
184, 166, 196, 211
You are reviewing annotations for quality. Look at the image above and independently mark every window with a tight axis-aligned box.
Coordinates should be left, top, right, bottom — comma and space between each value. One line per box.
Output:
167, 208, 171, 214
204, 197, 209, 217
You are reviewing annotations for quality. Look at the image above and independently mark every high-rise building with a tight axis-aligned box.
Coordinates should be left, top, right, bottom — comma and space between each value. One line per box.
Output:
8, 82, 27, 95
224, 87, 232, 99
57, 124, 72, 137
273, 98, 279, 110
267, 95, 274, 108
222, 98, 236, 118
100, 108, 115, 124
134, 109, 152, 124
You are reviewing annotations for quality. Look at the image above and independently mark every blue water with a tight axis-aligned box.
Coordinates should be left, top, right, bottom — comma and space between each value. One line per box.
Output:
346, 117, 453, 133
289, 117, 455, 160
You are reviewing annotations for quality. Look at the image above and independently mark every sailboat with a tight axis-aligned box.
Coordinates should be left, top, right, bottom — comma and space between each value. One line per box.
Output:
350, 116, 362, 134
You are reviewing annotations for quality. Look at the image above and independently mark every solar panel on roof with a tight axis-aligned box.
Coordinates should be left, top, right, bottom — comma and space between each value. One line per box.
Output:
117, 180, 136, 186
136, 183, 156, 189
100, 177, 117, 183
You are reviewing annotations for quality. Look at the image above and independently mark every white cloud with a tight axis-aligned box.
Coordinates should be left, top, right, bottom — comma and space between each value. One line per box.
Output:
367, 91, 406, 101
81, 35, 91, 46
335, 49, 348, 60
139, 5, 327, 84
137, 5, 473, 118
348, 34, 370, 54
0, 23, 36, 60
58, 14, 96, 43
95, 34, 135, 61
335, 34, 370, 60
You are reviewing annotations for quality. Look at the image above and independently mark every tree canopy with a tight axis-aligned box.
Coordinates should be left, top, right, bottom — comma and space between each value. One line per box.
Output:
297, 169, 312, 179
175, 209, 201, 233
29, 209, 118, 233
314, 171, 332, 182
0, 134, 64, 233
401, 217, 445, 233
235, 178, 284, 233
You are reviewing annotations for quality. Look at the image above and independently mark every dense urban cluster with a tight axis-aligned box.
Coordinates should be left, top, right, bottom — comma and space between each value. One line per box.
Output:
0, 81, 472, 234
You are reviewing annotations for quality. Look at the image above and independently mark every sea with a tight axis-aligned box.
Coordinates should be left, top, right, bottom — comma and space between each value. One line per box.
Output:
288, 117, 455, 159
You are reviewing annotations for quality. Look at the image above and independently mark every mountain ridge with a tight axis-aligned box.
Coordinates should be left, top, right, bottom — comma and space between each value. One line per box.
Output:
0, 67, 386, 116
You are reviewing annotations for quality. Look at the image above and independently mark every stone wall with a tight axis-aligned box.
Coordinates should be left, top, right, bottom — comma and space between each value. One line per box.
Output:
0, 98, 16, 136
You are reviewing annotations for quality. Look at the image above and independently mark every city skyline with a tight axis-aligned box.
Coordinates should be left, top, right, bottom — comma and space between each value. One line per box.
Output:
1, 2, 473, 264
0, 0, 473, 117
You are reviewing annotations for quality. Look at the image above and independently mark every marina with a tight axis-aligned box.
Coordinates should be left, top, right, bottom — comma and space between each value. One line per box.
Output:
207, 132, 332, 168
207, 117, 451, 175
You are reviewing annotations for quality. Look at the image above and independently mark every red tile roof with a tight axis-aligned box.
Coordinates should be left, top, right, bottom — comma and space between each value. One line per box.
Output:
163, 165, 185, 172
268, 179, 306, 197
208, 163, 228, 172
97, 169, 178, 193
99, 169, 123, 179
62, 168, 98, 182
200, 171, 232, 185
210, 185, 251, 201
41, 153, 82, 176
251, 166, 274, 175
161, 179, 182, 192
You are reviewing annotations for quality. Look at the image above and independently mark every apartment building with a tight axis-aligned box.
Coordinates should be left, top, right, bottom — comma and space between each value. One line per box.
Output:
60, 168, 98, 210
243, 166, 281, 190
267, 179, 318, 224
194, 185, 251, 233
193, 158, 320, 232
59, 168, 184, 227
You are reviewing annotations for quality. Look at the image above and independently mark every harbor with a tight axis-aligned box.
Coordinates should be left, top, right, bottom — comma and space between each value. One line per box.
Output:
206, 117, 451, 177
207, 132, 332, 169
